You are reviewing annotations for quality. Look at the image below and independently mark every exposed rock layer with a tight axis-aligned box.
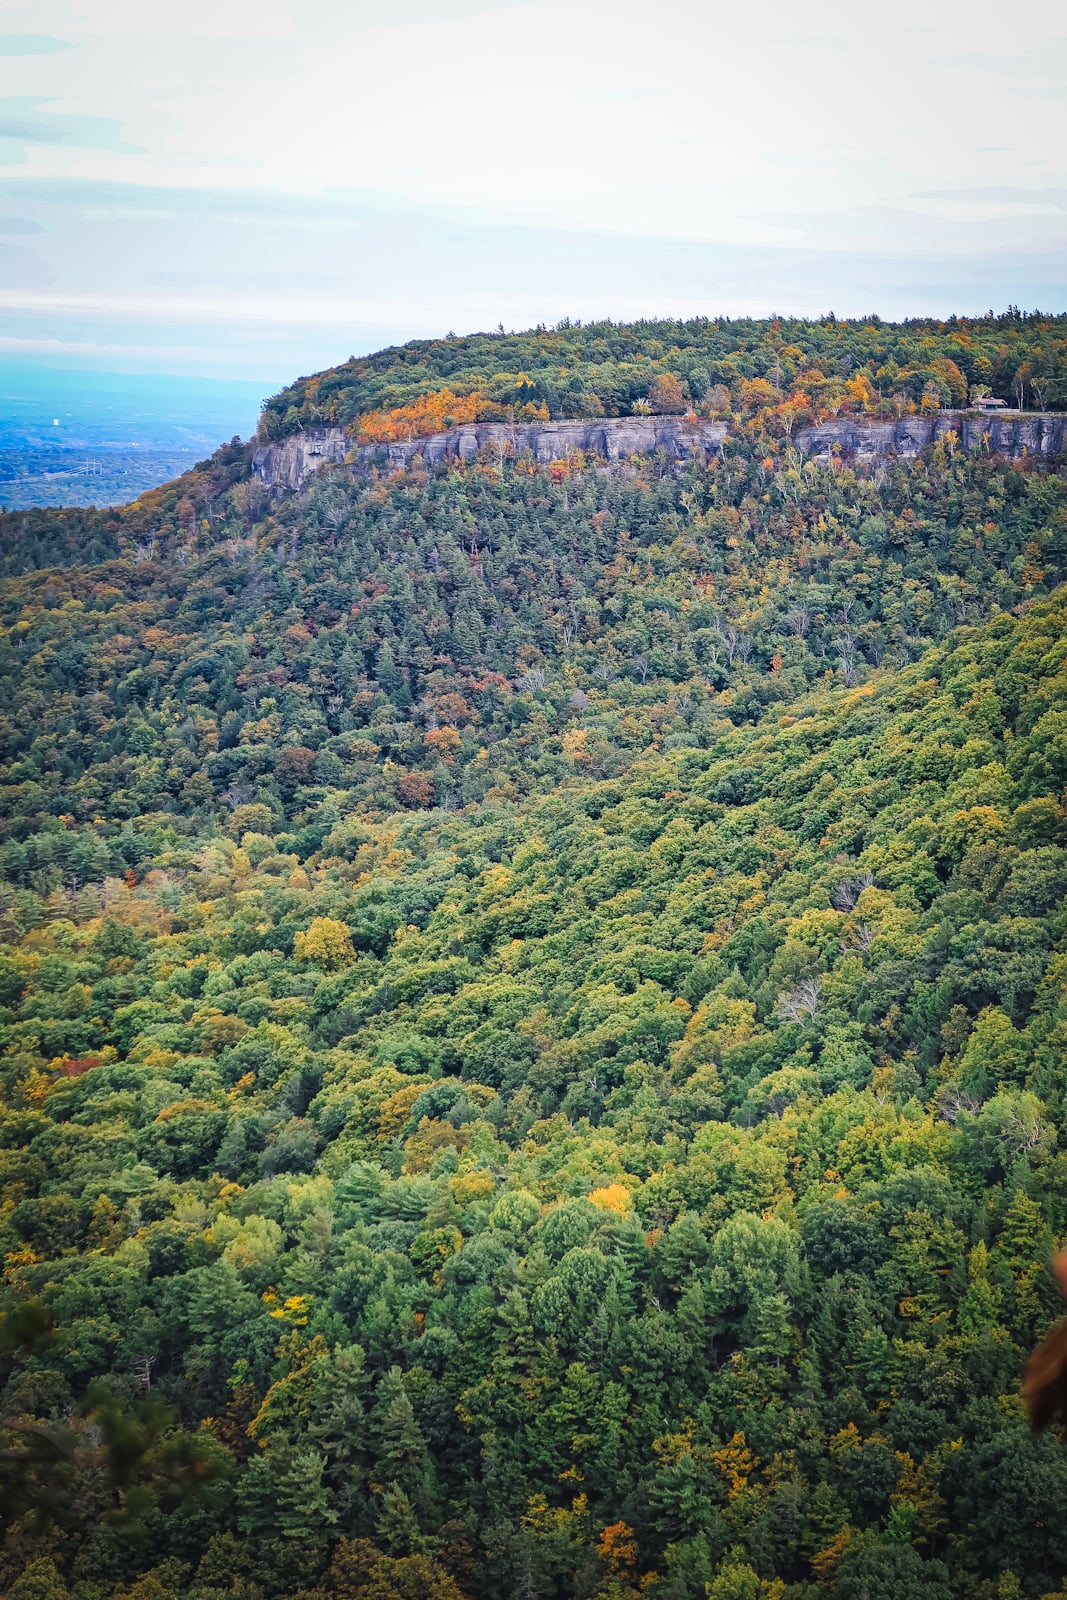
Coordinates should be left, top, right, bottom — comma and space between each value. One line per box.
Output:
793, 410, 1067, 460
252, 411, 1066, 495
253, 417, 728, 493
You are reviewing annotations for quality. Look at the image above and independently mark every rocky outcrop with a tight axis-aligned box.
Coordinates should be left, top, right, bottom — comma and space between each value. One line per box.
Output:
252, 416, 729, 494
251, 428, 351, 494
793, 410, 1067, 461
252, 410, 1066, 496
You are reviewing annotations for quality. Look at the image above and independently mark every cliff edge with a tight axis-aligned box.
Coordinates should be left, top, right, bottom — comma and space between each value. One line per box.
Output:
793, 409, 1067, 461
252, 410, 1066, 495
252, 416, 728, 493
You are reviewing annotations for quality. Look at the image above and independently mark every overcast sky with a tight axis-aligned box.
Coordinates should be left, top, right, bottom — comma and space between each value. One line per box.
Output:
1, 0, 1066, 382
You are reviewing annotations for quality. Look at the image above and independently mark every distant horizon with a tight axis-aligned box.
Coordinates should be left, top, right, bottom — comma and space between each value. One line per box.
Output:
3, 0, 1066, 376
6, 301, 1067, 474
6, 302, 1067, 396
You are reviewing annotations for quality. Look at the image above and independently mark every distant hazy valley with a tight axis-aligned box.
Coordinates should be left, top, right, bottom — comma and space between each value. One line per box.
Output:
0, 364, 269, 508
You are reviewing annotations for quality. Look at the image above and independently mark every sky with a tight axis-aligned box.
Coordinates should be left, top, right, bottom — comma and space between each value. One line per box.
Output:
0, 0, 1066, 391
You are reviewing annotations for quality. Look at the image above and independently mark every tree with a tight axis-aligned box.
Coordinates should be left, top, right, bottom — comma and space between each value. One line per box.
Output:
649, 373, 688, 414
833, 1544, 951, 1600
329, 1538, 468, 1600
777, 977, 822, 1023
6, 1560, 72, 1600
295, 916, 356, 970
274, 1448, 338, 1547
397, 772, 435, 808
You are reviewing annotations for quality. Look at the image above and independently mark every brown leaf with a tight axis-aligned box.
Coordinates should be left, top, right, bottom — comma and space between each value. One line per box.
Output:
1023, 1318, 1067, 1433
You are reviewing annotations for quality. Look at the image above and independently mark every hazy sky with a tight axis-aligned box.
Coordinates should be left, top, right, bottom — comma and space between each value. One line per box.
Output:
1, 0, 1066, 381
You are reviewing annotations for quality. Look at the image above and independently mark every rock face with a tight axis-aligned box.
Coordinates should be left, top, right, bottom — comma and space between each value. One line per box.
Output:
251, 428, 352, 494
252, 410, 1066, 496
793, 410, 1067, 461
252, 417, 729, 494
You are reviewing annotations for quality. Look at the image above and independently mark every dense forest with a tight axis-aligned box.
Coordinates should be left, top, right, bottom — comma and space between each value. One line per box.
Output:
1, 317, 1067, 1600
256, 310, 1067, 441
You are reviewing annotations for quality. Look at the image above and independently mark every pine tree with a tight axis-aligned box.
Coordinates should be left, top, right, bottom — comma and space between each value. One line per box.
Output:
994, 1190, 1057, 1344
275, 1449, 338, 1547
375, 1482, 426, 1557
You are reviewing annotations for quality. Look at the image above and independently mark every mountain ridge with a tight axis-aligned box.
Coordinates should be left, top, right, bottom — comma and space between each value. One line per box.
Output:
2, 316, 1067, 1600
251, 409, 1067, 497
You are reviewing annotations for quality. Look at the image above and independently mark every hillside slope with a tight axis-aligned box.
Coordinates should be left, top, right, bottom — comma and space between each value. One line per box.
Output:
0, 413, 1064, 829
256, 311, 1067, 439
1, 320, 1067, 1600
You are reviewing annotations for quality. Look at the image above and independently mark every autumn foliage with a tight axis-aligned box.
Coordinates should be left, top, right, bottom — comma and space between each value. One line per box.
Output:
355, 388, 484, 442
355, 387, 549, 443
2, 315, 1067, 1600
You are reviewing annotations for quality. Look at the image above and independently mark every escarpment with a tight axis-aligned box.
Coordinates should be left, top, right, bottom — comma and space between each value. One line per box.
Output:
793, 409, 1067, 460
252, 408, 1067, 495
252, 415, 729, 492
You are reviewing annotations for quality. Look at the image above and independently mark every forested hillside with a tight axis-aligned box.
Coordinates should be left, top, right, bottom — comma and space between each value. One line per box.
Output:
2, 319, 1067, 1600
258, 310, 1067, 440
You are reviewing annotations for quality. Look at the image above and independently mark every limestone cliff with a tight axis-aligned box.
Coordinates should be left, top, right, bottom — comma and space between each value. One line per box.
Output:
252, 410, 1065, 496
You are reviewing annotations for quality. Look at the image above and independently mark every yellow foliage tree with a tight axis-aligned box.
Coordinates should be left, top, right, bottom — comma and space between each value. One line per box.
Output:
355, 388, 484, 443
294, 916, 355, 970
649, 372, 687, 414
425, 726, 462, 765
562, 727, 590, 764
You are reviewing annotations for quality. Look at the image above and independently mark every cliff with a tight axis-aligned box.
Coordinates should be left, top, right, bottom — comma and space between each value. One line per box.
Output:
793, 409, 1067, 461
252, 409, 1066, 495
252, 416, 729, 493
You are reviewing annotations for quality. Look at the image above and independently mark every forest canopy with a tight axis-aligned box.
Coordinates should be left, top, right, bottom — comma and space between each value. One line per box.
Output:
1, 317, 1067, 1600
257, 310, 1067, 440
